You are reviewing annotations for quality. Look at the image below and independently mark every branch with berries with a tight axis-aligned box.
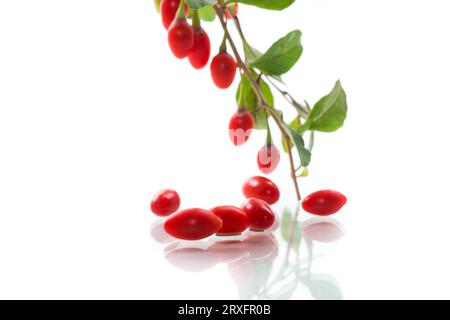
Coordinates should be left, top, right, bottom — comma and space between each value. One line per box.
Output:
154, 0, 348, 203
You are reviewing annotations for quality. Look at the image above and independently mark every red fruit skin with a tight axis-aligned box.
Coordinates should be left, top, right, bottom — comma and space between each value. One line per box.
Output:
210, 52, 237, 89
150, 189, 181, 217
225, 3, 238, 19
229, 110, 254, 146
218, 0, 238, 19
302, 190, 347, 216
188, 28, 211, 69
257, 143, 281, 174
161, 0, 189, 29
242, 176, 280, 205
211, 206, 249, 236
168, 19, 194, 59
161, 0, 180, 30
241, 198, 275, 231
164, 208, 223, 240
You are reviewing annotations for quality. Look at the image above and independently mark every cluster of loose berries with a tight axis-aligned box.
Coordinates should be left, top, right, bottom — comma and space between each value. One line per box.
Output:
151, 175, 347, 241
151, 176, 279, 241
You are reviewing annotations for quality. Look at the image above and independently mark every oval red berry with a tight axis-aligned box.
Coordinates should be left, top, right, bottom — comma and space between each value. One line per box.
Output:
161, 0, 180, 30
241, 198, 275, 231
242, 176, 280, 205
257, 143, 280, 174
188, 28, 211, 69
150, 189, 181, 217
302, 190, 347, 216
168, 19, 194, 59
164, 208, 223, 240
210, 206, 249, 236
225, 3, 238, 19
228, 110, 254, 146
210, 52, 237, 89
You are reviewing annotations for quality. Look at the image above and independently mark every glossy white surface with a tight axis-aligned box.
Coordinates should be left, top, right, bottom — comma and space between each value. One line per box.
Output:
1, 0, 450, 299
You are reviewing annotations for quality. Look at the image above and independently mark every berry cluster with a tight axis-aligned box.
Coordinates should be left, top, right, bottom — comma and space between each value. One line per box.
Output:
162, 0, 237, 86
160, 0, 283, 175
151, 177, 346, 241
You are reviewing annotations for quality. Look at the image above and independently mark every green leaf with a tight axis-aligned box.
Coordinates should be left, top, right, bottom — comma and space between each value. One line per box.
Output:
280, 208, 302, 251
303, 81, 348, 132
198, 6, 215, 21
243, 42, 262, 64
260, 77, 274, 108
244, 43, 284, 83
298, 167, 309, 177
249, 30, 303, 76
236, 0, 295, 11
185, 0, 217, 9
236, 72, 274, 130
283, 123, 311, 167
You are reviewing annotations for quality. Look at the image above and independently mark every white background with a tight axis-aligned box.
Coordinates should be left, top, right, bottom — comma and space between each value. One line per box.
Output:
1, 0, 450, 299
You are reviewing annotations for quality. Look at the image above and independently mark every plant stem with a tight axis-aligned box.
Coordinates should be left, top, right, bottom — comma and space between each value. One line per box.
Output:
192, 9, 201, 29
219, 31, 227, 52
214, 5, 301, 201
176, 0, 186, 19
266, 117, 272, 144
266, 76, 309, 118
232, 16, 248, 46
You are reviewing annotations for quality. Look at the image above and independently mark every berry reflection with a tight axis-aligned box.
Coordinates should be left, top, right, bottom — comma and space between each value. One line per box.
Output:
151, 205, 345, 300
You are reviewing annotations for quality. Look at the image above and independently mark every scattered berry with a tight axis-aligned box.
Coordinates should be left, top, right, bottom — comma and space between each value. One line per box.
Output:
150, 189, 181, 217
164, 208, 223, 240
302, 190, 347, 216
241, 198, 275, 231
211, 205, 249, 236
243, 176, 280, 205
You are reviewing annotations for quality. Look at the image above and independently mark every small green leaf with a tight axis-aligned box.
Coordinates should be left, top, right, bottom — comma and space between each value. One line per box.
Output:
303, 81, 348, 132
289, 115, 302, 132
185, 0, 217, 9
236, 0, 295, 11
198, 6, 215, 21
243, 42, 262, 64
281, 135, 291, 153
269, 74, 284, 84
260, 77, 274, 108
236, 72, 273, 130
283, 124, 311, 167
298, 167, 309, 177
249, 30, 303, 76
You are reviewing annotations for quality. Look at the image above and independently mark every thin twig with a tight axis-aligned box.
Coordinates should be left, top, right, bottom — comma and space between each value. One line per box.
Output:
266, 76, 309, 118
